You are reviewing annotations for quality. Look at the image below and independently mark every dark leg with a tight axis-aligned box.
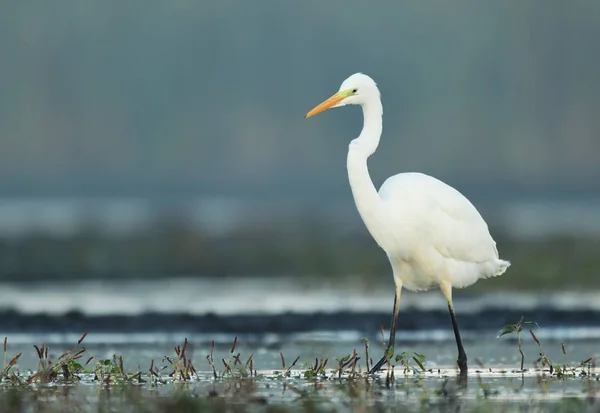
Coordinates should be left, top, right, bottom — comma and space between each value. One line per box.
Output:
441, 281, 467, 374
369, 285, 402, 374
448, 302, 468, 374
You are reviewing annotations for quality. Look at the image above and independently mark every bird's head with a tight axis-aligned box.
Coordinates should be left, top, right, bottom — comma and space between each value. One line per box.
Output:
305, 73, 380, 119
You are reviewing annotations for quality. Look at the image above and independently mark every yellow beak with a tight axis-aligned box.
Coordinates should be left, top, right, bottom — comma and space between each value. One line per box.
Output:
305, 90, 351, 119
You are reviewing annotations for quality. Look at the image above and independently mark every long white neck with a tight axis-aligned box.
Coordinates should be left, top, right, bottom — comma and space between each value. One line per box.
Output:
347, 97, 385, 244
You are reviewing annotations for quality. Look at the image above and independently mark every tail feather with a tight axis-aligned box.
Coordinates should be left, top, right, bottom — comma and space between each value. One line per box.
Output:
494, 259, 511, 277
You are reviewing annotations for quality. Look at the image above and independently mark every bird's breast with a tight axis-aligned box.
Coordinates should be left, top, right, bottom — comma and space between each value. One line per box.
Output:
388, 253, 444, 291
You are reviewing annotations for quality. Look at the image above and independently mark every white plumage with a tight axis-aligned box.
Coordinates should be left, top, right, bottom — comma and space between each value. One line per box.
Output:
378, 172, 510, 291
305, 72, 510, 375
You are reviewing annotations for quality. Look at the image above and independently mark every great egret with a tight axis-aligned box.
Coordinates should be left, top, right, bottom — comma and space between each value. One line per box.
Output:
305, 73, 510, 375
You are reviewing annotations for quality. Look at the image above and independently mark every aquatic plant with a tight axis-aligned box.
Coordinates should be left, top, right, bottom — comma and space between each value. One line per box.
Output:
498, 316, 538, 370
0, 328, 596, 413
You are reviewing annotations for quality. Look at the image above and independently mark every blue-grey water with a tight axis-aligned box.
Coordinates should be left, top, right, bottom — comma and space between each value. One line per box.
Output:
0, 277, 598, 374
2, 277, 600, 316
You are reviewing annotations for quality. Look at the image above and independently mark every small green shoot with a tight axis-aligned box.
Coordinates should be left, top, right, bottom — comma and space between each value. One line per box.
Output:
168, 337, 198, 381
219, 336, 255, 379
394, 352, 427, 374
26, 332, 88, 384
1, 337, 22, 382
279, 352, 300, 378
530, 329, 553, 374
206, 340, 218, 379
497, 316, 538, 371
335, 350, 360, 379
303, 358, 328, 379
362, 338, 370, 373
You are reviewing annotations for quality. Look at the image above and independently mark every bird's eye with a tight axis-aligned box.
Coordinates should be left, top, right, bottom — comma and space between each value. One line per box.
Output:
352, 88, 358, 93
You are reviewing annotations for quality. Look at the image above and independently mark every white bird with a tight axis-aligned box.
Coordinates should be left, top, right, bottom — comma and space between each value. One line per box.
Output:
305, 73, 510, 375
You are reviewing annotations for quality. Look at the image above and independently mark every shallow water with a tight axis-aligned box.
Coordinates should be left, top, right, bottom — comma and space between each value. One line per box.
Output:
3, 277, 600, 316
0, 277, 598, 372
2, 347, 599, 413
5, 328, 598, 375
1, 278, 599, 411
1, 331, 598, 412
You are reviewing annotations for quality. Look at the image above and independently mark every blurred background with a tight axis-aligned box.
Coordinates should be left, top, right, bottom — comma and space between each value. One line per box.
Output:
1, 0, 600, 329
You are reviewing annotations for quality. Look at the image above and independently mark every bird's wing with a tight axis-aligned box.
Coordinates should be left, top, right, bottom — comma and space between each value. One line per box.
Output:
426, 191, 499, 263
380, 173, 499, 264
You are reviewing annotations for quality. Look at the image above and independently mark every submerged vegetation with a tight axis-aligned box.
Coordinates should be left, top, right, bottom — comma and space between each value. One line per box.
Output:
0, 320, 598, 412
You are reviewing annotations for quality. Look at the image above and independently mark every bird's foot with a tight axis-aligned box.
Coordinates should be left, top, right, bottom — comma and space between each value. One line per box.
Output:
457, 355, 468, 375
456, 370, 468, 388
